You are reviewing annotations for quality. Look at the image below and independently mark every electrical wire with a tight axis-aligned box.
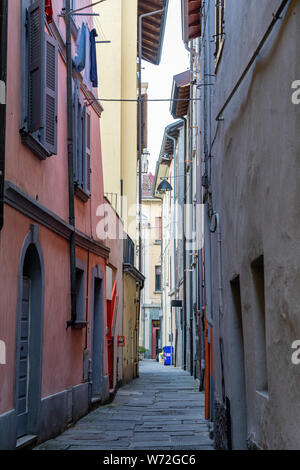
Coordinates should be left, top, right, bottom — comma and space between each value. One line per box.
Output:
86, 97, 207, 104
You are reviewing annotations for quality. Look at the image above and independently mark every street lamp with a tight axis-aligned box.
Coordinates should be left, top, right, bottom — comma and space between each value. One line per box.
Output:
157, 179, 173, 194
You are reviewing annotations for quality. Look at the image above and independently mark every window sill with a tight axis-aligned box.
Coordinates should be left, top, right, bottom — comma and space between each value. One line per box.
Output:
215, 37, 225, 73
20, 129, 52, 160
154, 291, 162, 294
75, 184, 91, 203
256, 390, 269, 401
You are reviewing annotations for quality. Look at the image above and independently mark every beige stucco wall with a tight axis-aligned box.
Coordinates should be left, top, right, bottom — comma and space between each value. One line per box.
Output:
94, 0, 138, 243
123, 274, 139, 384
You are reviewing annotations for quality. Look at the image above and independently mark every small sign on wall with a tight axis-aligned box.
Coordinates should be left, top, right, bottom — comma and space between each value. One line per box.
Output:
117, 336, 125, 347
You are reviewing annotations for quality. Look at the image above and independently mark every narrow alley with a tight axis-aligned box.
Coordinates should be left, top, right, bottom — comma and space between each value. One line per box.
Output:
1, 0, 300, 454
35, 361, 213, 451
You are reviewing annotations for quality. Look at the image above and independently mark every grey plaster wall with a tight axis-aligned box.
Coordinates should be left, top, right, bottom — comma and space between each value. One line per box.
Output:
202, 0, 300, 450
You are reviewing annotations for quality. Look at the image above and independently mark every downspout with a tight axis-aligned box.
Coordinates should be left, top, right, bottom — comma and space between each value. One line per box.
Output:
166, 119, 184, 364
165, 130, 177, 365
0, 0, 8, 232
152, 178, 163, 360
200, 7, 213, 328
195, 35, 204, 387
138, 5, 165, 272
65, 0, 77, 327
210, 212, 223, 321
185, 41, 196, 375
182, 117, 187, 370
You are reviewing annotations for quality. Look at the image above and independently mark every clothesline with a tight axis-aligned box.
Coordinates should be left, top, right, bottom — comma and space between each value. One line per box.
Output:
74, 22, 98, 88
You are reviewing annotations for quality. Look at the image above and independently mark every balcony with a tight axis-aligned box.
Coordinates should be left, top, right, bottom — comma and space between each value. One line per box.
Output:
123, 234, 135, 266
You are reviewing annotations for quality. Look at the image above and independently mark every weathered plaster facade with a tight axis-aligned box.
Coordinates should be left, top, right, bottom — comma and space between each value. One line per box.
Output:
201, 0, 300, 450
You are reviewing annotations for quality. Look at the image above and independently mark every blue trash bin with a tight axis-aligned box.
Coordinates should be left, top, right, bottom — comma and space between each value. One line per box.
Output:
164, 346, 173, 366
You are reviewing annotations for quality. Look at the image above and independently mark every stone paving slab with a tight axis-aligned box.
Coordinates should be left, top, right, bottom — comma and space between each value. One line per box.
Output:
35, 360, 214, 451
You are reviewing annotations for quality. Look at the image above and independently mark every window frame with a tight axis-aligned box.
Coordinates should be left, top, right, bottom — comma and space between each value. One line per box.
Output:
73, 79, 91, 202
155, 265, 162, 293
214, 0, 225, 70
20, 0, 58, 160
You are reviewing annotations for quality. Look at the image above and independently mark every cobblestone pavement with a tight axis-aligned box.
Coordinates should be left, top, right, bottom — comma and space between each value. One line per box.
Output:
35, 360, 214, 450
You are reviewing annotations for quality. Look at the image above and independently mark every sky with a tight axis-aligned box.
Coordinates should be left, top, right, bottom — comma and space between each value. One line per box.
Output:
142, 0, 189, 174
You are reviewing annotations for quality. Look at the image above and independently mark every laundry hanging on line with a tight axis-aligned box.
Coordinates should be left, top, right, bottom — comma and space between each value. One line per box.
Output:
45, 0, 53, 24
74, 23, 86, 73
74, 22, 99, 89
90, 29, 98, 88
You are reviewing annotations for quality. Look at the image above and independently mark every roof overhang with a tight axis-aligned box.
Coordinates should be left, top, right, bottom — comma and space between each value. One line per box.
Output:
181, 0, 202, 44
153, 120, 185, 196
170, 70, 190, 118
123, 263, 145, 287
138, 0, 169, 65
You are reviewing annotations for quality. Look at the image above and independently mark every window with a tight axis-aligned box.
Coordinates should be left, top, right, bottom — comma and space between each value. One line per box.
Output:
251, 255, 268, 394
20, 0, 58, 159
73, 80, 92, 201
75, 266, 85, 323
155, 217, 162, 242
155, 266, 162, 292
215, 0, 225, 67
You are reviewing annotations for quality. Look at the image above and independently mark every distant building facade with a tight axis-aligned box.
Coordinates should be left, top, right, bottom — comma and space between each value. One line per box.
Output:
140, 171, 162, 359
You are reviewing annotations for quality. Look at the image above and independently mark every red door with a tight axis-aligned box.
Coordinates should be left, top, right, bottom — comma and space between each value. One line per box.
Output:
151, 321, 160, 359
107, 281, 117, 390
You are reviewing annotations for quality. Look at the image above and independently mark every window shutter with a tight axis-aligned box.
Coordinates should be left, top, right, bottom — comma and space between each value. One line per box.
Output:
28, 0, 44, 133
73, 80, 79, 183
86, 108, 91, 194
79, 96, 85, 187
44, 34, 58, 154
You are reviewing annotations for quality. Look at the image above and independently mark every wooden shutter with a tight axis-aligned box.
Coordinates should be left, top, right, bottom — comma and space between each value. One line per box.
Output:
86, 108, 91, 194
28, 0, 44, 133
79, 98, 85, 188
73, 80, 79, 183
44, 34, 58, 154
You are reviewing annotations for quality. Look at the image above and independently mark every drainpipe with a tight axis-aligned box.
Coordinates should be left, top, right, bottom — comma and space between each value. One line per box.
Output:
138, 5, 165, 272
182, 117, 187, 370
65, 0, 77, 327
185, 41, 196, 375
210, 212, 223, 320
165, 130, 177, 365
166, 119, 184, 364
0, 0, 8, 232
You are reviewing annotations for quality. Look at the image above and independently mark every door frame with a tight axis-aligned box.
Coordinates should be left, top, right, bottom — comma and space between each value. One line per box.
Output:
89, 265, 104, 399
14, 225, 45, 440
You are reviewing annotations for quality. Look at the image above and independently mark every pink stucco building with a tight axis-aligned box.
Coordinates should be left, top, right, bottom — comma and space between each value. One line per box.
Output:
0, 0, 119, 449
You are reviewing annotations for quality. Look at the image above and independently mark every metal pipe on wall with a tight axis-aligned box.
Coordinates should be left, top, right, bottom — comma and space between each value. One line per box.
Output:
0, 0, 8, 232
165, 129, 178, 364
65, 0, 77, 327
182, 117, 187, 370
185, 41, 196, 376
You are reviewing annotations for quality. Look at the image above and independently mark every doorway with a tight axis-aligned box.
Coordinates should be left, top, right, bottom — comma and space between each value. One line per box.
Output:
230, 276, 247, 449
91, 276, 103, 398
151, 320, 160, 359
15, 229, 44, 440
